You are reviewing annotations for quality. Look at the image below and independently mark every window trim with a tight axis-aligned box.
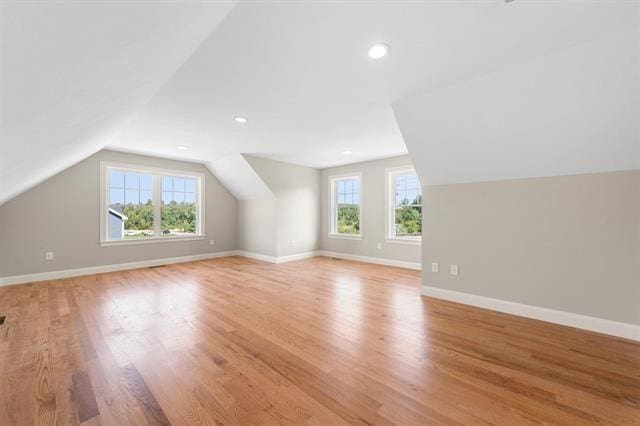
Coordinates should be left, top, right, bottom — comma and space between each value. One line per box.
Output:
385, 165, 421, 244
99, 161, 205, 246
328, 172, 363, 240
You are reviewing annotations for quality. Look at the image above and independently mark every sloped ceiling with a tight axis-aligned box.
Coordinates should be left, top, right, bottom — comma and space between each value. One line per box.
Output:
2, 1, 637, 205
0, 1, 236, 204
209, 154, 273, 200
107, 0, 639, 185
393, 27, 640, 186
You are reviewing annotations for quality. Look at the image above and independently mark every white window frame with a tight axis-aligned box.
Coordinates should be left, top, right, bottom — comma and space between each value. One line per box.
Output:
386, 166, 421, 245
328, 172, 363, 240
99, 161, 205, 246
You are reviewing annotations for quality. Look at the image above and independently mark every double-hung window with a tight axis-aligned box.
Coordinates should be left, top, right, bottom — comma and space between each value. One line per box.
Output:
387, 166, 421, 242
329, 174, 362, 238
100, 162, 204, 246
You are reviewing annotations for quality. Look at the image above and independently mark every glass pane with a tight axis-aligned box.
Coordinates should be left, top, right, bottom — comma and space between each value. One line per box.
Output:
162, 191, 173, 203
352, 179, 360, 192
174, 192, 185, 203
344, 193, 352, 205
185, 179, 196, 193
344, 179, 353, 193
337, 206, 359, 235
353, 192, 360, 205
141, 174, 153, 190
109, 170, 124, 188
125, 172, 140, 189
406, 174, 419, 190
337, 180, 345, 194
117, 190, 154, 240
337, 193, 345, 204
395, 175, 406, 190
109, 187, 124, 205
125, 189, 139, 205
141, 190, 153, 204
161, 196, 196, 238
407, 189, 418, 204
173, 177, 186, 192
162, 176, 173, 191
395, 206, 421, 237
396, 190, 407, 206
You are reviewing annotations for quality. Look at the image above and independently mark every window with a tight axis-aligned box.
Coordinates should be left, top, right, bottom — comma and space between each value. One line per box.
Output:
161, 176, 197, 237
100, 162, 204, 246
329, 174, 362, 238
387, 167, 421, 242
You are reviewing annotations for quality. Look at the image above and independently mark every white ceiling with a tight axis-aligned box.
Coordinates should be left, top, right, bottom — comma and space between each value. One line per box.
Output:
394, 28, 640, 186
1, 1, 637, 204
0, 1, 236, 204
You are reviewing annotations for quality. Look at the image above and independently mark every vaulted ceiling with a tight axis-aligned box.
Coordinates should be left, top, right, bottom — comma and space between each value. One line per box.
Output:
1, 1, 637, 204
0, 1, 236, 204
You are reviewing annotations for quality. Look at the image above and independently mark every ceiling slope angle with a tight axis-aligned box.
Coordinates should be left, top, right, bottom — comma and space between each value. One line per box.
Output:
208, 154, 273, 200
107, 0, 638, 180
392, 1, 640, 186
0, 1, 237, 205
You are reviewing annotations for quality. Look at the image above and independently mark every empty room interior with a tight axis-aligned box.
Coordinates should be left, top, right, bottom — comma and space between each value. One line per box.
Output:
1, 1, 639, 424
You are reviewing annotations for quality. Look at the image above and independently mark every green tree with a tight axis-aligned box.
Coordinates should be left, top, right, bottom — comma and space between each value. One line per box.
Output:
161, 201, 196, 233
122, 201, 154, 231
395, 195, 422, 236
337, 205, 360, 234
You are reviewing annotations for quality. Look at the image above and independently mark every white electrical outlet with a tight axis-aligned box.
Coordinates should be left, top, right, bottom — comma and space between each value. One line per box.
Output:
209, 240, 215, 246
45, 251, 54, 261
431, 262, 439, 273
376, 242, 382, 249
291, 240, 296, 247
450, 265, 459, 276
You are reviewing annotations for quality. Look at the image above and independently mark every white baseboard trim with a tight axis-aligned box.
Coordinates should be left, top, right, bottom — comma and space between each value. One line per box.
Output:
0, 249, 420, 287
235, 250, 318, 264
0, 251, 240, 287
317, 251, 421, 271
421, 285, 640, 342
275, 251, 319, 263
236, 250, 279, 263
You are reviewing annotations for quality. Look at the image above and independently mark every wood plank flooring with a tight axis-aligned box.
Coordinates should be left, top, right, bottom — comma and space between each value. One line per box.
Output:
1, 256, 639, 425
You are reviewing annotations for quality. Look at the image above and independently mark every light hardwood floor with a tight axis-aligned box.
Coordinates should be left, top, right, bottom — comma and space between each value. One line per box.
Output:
0, 256, 638, 425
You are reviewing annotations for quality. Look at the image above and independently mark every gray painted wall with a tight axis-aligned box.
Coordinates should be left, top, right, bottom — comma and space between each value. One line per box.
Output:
243, 156, 320, 257
237, 197, 278, 257
319, 155, 421, 264
0, 150, 237, 277
422, 170, 640, 325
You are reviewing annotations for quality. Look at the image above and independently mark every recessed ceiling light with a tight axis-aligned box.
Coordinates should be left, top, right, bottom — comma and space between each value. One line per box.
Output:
368, 43, 389, 59
341, 150, 352, 155
234, 116, 248, 123
177, 145, 187, 150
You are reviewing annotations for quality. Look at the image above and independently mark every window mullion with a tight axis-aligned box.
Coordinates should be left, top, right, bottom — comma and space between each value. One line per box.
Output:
153, 174, 161, 237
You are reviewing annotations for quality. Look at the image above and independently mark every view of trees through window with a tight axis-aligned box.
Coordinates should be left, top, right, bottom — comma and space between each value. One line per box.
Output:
394, 172, 422, 237
161, 176, 197, 236
109, 171, 154, 238
108, 170, 198, 239
335, 178, 360, 235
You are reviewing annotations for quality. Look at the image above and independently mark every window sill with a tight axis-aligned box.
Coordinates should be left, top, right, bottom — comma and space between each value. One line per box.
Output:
100, 235, 205, 247
328, 233, 362, 241
385, 237, 421, 246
